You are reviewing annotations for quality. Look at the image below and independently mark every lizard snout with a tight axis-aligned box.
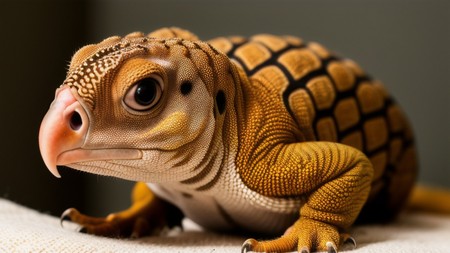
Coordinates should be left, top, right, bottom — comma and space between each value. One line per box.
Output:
38, 86, 89, 178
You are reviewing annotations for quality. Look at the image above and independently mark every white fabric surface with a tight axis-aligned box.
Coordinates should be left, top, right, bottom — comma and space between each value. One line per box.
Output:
1, 198, 450, 253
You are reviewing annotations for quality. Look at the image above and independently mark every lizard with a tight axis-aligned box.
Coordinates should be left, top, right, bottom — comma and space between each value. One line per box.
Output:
38, 27, 417, 253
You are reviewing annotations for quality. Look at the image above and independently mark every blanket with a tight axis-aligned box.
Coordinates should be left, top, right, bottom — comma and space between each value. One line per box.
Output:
1, 198, 449, 252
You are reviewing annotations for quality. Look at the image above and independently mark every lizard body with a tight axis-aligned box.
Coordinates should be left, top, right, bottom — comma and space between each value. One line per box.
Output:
39, 27, 417, 252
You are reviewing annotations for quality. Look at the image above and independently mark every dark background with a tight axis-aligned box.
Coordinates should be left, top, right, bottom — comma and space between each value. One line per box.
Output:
1, 0, 449, 217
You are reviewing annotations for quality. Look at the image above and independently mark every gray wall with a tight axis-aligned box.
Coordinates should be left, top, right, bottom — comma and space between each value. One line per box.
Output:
1, 0, 449, 216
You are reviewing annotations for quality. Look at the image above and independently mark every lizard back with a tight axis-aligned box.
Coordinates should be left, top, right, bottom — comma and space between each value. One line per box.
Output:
209, 34, 417, 221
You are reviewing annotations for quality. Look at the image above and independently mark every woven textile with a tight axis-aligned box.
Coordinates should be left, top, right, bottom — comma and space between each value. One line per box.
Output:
1, 198, 449, 253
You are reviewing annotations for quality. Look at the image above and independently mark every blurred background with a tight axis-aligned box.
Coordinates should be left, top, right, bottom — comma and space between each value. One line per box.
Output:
0, 0, 449, 217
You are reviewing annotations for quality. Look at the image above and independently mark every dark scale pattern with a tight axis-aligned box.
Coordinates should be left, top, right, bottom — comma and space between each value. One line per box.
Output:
209, 35, 416, 220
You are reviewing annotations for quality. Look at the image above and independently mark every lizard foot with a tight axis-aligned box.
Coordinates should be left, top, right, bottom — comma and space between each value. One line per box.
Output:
60, 182, 183, 238
61, 207, 157, 238
241, 218, 354, 252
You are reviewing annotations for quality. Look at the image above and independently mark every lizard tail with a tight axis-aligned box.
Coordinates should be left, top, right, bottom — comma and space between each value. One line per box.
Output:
407, 185, 450, 214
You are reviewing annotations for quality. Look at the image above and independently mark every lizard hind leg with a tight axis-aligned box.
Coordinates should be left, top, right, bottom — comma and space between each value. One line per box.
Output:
61, 182, 183, 238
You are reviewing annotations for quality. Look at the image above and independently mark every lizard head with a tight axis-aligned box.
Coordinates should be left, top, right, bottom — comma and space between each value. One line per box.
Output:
39, 30, 239, 182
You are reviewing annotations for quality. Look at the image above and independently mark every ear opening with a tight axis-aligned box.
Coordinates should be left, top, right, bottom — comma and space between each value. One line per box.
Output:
215, 90, 226, 115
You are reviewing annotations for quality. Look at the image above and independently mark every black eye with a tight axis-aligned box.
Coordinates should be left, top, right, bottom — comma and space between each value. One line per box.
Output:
135, 78, 158, 105
124, 76, 164, 111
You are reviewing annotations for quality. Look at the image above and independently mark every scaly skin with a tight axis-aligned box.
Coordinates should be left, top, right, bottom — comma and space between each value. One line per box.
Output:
39, 27, 417, 252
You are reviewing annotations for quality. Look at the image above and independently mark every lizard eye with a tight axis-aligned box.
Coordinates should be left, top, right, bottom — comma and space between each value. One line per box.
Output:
124, 76, 164, 111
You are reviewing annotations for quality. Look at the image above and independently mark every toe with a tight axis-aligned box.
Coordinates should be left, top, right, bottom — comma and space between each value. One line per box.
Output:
326, 241, 338, 253
241, 238, 257, 253
60, 208, 106, 227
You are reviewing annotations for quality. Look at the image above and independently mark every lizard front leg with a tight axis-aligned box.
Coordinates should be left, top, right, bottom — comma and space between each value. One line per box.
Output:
62, 182, 184, 238
240, 142, 373, 253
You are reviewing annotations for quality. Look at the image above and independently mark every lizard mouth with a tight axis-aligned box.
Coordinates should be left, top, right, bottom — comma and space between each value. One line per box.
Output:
57, 148, 143, 167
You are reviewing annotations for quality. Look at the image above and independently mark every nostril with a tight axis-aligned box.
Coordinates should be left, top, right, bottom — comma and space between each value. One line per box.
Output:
69, 111, 82, 131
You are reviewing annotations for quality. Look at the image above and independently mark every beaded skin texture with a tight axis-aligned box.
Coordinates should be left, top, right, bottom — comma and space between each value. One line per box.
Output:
38, 27, 417, 253
209, 33, 416, 218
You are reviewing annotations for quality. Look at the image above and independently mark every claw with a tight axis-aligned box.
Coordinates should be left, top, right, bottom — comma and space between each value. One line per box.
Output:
326, 242, 337, 253
60, 208, 75, 228
344, 236, 357, 249
241, 238, 257, 253
300, 246, 310, 253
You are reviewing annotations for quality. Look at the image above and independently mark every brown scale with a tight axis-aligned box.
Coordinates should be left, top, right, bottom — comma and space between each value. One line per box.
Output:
209, 34, 417, 221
